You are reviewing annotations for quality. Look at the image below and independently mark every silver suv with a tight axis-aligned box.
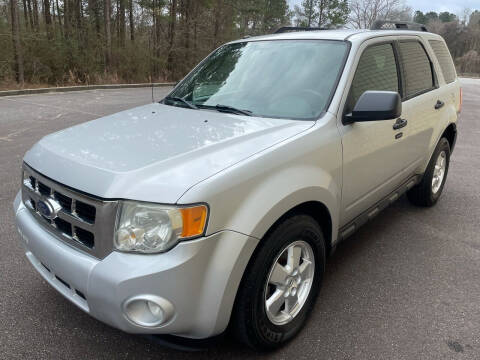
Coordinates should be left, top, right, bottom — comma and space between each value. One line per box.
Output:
13, 24, 461, 350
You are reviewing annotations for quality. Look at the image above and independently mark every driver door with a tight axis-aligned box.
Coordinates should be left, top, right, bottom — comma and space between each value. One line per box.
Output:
339, 40, 414, 225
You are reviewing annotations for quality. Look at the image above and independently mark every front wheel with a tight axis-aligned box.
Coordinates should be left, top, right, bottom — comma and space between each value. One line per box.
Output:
407, 137, 451, 207
231, 215, 326, 351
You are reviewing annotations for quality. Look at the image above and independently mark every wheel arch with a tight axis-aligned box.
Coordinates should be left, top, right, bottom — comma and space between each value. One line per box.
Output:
260, 200, 333, 256
441, 122, 457, 153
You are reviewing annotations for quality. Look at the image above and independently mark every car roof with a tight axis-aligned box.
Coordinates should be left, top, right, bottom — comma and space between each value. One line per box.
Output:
229, 29, 443, 44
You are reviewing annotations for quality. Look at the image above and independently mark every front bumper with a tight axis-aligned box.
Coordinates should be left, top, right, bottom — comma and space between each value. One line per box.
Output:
13, 191, 258, 338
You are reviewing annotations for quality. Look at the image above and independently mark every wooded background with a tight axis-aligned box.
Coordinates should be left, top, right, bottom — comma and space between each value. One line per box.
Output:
1, 0, 479, 90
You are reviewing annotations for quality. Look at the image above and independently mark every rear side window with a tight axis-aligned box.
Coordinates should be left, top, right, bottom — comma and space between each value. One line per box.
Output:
429, 40, 456, 83
398, 41, 434, 98
346, 43, 399, 113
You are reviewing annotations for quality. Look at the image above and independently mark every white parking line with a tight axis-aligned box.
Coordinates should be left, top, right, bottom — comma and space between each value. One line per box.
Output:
1, 97, 102, 117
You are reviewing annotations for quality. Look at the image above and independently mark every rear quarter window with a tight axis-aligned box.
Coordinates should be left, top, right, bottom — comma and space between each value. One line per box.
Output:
428, 40, 457, 84
398, 41, 434, 98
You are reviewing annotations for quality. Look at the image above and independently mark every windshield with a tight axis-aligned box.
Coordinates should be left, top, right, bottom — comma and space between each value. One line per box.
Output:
168, 40, 348, 120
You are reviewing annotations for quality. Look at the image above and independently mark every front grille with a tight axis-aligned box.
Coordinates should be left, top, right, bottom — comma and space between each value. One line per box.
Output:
75, 201, 96, 224
54, 191, 72, 212
54, 217, 73, 237
75, 227, 95, 248
38, 182, 51, 196
22, 163, 118, 259
29, 176, 36, 189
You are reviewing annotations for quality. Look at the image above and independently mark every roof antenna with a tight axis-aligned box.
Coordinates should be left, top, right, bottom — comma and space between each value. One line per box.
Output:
151, 77, 154, 103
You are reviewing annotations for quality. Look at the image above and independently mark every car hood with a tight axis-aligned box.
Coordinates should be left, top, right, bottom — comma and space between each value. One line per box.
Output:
24, 103, 313, 203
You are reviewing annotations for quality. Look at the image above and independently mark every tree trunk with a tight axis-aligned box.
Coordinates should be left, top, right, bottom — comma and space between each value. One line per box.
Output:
129, 0, 134, 42
193, 1, 198, 56
153, 0, 163, 78
183, 0, 191, 65
306, 0, 313, 27
152, 0, 157, 76
51, 0, 56, 33
318, 0, 325, 27
104, 0, 112, 69
55, 0, 62, 37
32, 0, 39, 31
213, 0, 221, 48
22, 0, 29, 30
166, 0, 177, 80
44, 0, 53, 40
119, 0, 126, 47
51, 1, 55, 24
10, 0, 25, 85
75, 0, 81, 32
64, 0, 71, 38
89, 0, 101, 38
26, 0, 34, 30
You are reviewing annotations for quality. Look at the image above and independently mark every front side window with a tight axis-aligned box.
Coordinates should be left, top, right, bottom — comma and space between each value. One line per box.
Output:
346, 43, 399, 113
399, 41, 434, 98
169, 40, 348, 120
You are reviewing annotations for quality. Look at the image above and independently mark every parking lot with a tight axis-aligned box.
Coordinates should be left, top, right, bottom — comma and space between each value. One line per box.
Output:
0, 79, 479, 359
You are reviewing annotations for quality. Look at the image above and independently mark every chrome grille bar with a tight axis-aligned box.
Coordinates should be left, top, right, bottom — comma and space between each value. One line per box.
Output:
22, 163, 118, 259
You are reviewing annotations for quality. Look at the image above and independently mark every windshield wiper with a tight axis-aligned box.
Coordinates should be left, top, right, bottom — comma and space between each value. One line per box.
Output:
214, 104, 252, 116
164, 96, 198, 110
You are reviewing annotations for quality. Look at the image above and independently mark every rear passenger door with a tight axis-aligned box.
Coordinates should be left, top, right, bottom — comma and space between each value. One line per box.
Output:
339, 40, 415, 225
396, 39, 444, 175
427, 39, 459, 153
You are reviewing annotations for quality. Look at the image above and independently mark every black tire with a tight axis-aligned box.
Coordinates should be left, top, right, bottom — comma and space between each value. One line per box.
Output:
231, 215, 326, 351
407, 137, 450, 207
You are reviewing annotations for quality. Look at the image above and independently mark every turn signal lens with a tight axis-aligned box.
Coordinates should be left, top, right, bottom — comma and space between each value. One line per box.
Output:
180, 205, 208, 238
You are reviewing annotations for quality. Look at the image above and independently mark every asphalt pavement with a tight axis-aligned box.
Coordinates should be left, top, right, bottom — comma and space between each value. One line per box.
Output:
0, 80, 479, 359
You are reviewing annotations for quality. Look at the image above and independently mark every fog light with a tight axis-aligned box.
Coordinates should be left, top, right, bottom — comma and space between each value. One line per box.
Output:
147, 301, 163, 317
123, 295, 174, 327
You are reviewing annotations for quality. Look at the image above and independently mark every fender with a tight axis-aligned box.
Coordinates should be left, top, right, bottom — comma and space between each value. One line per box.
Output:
178, 117, 343, 245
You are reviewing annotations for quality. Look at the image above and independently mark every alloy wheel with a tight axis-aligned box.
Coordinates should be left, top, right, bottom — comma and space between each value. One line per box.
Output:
264, 240, 315, 326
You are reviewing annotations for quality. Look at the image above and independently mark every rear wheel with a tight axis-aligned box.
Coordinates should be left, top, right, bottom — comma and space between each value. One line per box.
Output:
407, 137, 450, 207
232, 215, 326, 351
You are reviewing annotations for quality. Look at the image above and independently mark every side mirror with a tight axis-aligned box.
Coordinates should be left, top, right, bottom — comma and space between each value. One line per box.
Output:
343, 91, 401, 124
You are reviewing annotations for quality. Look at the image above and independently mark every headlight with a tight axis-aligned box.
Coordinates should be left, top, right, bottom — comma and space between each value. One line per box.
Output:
114, 201, 208, 253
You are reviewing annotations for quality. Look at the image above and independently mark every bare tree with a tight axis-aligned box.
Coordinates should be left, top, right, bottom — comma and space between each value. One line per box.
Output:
349, 0, 409, 29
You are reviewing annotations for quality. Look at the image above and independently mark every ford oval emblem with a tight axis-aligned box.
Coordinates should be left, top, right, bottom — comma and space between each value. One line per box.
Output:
37, 200, 51, 217
37, 198, 61, 220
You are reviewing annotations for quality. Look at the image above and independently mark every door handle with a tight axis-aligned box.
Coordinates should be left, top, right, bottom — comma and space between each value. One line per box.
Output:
434, 100, 445, 110
393, 118, 407, 130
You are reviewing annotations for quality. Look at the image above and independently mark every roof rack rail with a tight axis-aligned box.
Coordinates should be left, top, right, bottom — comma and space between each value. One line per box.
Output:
274, 26, 329, 34
371, 20, 428, 32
